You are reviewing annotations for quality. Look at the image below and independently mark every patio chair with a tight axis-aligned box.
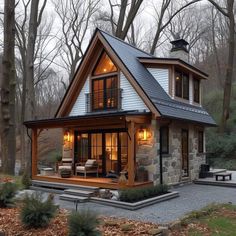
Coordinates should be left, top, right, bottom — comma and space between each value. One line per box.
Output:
58, 157, 73, 173
75, 159, 99, 178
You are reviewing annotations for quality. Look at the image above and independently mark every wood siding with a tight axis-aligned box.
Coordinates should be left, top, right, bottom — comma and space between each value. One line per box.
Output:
147, 68, 169, 95
120, 72, 149, 112
69, 78, 89, 116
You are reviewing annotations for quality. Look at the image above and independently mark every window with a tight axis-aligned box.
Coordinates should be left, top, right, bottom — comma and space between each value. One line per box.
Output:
92, 76, 118, 110
175, 71, 189, 100
198, 131, 204, 153
160, 127, 169, 154
93, 51, 117, 75
193, 78, 200, 103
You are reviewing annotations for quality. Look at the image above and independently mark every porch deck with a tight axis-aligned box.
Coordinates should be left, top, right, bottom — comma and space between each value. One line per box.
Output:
33, 175, 153, 190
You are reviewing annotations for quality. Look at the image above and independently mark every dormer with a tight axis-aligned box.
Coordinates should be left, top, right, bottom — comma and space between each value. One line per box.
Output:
139, 38, 207, 107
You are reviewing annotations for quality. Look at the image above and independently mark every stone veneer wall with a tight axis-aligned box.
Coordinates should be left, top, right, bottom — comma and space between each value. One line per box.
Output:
135, 120, 206, 186
162, 122, 206, 185
135, 119, 160, 185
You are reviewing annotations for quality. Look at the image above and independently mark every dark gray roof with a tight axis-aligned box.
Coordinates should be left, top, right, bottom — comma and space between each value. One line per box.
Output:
100, 30, 216, 126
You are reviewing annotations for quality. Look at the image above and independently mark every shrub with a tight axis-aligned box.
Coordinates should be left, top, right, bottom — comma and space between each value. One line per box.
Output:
20, 192, 58, 228
68, 209, 101, 236
21, 172, 32, 189
0, 182, 17, 208
119, 184, 169, 203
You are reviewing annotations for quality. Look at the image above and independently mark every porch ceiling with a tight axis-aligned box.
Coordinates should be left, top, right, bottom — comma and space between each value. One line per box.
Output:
23, 111, 152, 129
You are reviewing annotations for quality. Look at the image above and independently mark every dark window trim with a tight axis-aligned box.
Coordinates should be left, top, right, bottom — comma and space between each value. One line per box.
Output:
198, 131, 204, 153
175, 70, 189, 100
160, 126, 169, 154
91, 75, 118, 111
193, 78, 200, 103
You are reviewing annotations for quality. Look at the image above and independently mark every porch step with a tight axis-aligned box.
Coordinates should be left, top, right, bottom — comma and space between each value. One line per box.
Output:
30, 186, 64, 194
59, 194, 88, 202
64, 189, 95, 197
31, 180, 100, 192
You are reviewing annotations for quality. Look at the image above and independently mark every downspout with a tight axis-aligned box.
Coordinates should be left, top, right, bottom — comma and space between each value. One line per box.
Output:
159, 127, 163, 185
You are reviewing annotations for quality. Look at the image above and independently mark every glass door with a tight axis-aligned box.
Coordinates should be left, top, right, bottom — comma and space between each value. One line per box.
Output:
91, 133, 103, 174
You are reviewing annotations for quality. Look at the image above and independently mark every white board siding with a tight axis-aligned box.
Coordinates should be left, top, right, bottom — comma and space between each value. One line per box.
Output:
120, 72, 149, 112
147, 68, 169, 95
189, 75, 193, 105
69, 78, 89, 116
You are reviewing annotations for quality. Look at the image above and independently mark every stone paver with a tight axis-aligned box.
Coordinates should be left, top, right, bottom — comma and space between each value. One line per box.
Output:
56, 184, 236, 224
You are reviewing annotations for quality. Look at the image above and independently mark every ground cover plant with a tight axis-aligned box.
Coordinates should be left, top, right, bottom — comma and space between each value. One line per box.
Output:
119, 184, 169, 203
0, 182, 17, 208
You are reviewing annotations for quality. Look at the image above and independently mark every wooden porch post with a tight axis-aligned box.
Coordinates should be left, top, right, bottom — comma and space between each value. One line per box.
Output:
127, 121, 135, 186
32, 128, 38, 177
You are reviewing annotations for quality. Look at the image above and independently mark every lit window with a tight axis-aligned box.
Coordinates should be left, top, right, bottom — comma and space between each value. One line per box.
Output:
193, 78, 200, 103
175, 71, 189, 100
93, 52, 117, 76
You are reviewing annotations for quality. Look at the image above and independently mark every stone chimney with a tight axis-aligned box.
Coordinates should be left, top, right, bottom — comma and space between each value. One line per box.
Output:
169, 35, 189, 62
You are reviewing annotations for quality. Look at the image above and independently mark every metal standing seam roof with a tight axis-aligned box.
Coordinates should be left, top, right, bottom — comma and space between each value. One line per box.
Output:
100, 30, 216, 126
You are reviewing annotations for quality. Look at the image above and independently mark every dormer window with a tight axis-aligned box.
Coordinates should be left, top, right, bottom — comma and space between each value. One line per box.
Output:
86, 51, 120, 112
193, 78, 200, 103
175, 71, 189, 100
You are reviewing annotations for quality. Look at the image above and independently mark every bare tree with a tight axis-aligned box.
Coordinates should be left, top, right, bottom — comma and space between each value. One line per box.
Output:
208, 0, 235, 133
53, 0, 100, 82
0, 0, 16, 174
149, 0, 201, 55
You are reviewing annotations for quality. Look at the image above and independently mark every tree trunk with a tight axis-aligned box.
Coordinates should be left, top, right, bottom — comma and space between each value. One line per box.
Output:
219, 0, 235, 133
0, 0, 16, 175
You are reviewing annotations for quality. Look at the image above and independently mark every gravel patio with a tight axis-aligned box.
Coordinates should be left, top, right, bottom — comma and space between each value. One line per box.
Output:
56, 183, 236, 224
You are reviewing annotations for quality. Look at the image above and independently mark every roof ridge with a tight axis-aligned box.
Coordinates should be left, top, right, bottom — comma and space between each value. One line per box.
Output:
98, 28, 154, 58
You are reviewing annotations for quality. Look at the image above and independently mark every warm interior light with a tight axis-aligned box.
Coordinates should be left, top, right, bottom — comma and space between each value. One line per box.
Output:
139, 128, 147, 141
176, 76, 180, 80
103, 68, 107, 72
64, 131, 70, 142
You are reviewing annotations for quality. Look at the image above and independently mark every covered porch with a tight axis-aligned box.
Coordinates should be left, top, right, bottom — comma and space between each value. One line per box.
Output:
24, 111, 154, 189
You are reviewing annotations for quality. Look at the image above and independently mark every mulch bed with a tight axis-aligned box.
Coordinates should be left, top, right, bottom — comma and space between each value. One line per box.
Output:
0, 208, 159, 236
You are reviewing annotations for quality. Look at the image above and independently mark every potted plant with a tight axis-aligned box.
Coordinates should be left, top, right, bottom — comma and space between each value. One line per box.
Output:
136, 166, 148, 182
60, 168, 71, 178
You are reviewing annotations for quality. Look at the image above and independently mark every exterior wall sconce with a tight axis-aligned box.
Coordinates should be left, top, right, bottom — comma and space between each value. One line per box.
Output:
64, 131, 71, 142
138, 128, 151, 141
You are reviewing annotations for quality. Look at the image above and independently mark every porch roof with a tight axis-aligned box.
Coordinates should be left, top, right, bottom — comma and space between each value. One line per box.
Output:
24, 110, 152, 129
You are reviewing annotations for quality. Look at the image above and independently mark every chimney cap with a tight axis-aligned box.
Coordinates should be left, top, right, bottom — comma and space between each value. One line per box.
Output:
170, 38, 189, 53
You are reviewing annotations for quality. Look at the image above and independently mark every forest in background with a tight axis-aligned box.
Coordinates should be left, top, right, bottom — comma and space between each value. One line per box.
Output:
0, 0, 236, 175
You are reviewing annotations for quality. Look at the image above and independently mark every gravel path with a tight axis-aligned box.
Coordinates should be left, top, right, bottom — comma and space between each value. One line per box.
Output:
56, 184, 236, 224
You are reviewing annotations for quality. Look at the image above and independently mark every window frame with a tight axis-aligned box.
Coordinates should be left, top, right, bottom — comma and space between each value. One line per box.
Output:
160, 126, 169, 154
193, 78, 200, 103
198, 131, 204, 153
175, 70, 189, 100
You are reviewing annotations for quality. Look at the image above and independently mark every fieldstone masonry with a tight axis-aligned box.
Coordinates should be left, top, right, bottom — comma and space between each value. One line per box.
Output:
136, 120, 205, 186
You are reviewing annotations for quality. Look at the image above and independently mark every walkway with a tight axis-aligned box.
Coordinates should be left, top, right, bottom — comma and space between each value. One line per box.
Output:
57, 183, 236, 224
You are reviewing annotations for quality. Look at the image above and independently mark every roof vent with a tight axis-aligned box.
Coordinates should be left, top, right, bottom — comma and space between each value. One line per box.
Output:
169, 34, 189, 62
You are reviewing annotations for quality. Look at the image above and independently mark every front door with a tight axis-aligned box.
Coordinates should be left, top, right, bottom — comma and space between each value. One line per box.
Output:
181, 129, 189, 177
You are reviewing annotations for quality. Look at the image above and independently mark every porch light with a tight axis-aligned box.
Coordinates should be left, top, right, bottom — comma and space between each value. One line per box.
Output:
138, 128, 151, 141
64, 131, 70, 142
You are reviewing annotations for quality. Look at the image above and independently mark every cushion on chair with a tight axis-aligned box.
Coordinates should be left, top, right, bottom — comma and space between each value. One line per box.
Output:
58, 166, 72, 170
76, 166, 86, 171
62, 158, 73, 162
85, 159, 97, 167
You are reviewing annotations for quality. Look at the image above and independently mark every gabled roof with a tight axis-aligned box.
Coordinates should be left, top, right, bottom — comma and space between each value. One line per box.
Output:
56, 29, 216, 126
100, 30, 216, 126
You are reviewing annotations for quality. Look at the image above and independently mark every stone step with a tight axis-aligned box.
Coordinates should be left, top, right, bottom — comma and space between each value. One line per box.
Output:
30, 186, 64, 194
59, 194, 88, 202
31, 180, 100, 192
64, 189, 95, 197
